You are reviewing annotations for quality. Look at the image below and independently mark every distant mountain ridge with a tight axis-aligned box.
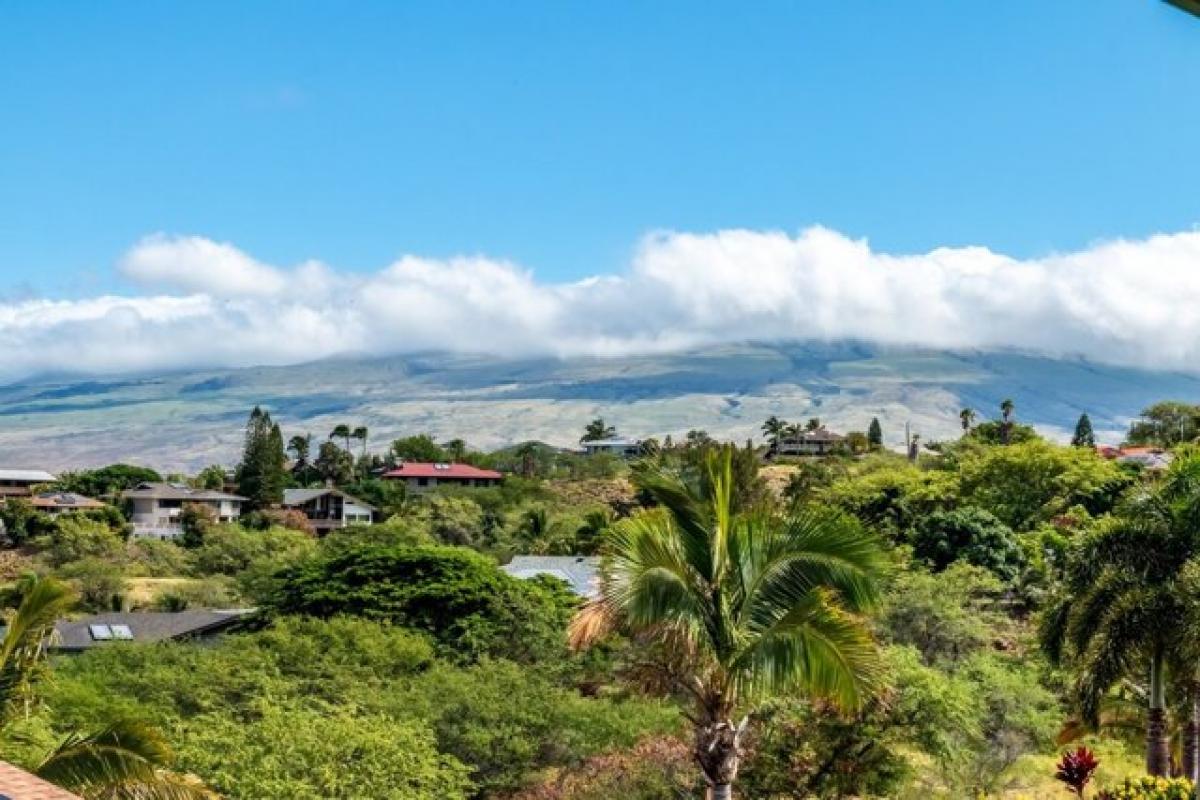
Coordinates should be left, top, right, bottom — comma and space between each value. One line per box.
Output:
2, 342, 1198, 472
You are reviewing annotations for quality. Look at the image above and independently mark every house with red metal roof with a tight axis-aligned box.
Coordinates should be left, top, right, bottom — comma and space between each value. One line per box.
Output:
381, 462, 503, 492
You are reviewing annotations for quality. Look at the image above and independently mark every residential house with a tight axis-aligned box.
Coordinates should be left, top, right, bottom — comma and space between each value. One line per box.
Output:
1097, 445, 1174, 472
51, 609, 252, 653
282, 487, 376, 532
29, 492, 106, 517
581, 438, 644, 458
122, 482, 246, 539
502, 555, 600, 598
382, 462, 503, 492
0, 760, 82, 799
775, 428, 845, 457
0, 468, 56, 499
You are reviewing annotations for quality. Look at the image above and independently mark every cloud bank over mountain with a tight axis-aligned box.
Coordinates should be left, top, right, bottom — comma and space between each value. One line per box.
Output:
4, 226, 1200, 380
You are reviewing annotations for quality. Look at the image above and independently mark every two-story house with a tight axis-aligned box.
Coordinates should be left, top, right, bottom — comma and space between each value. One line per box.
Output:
122, 482, 246, 539
281, 487, 376, 533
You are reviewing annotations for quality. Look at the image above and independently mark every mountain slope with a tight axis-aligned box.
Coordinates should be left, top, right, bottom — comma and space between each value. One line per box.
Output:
2, 342, 1197, 472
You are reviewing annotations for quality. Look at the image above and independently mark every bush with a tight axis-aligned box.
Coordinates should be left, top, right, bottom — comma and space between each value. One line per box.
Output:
178, 703, 473, 800
265, 543, 577, 663
910, 506, 1023, 582
36, 516, 124, 567
1098, 777, 1195, 799
57, 557, 127, 611
126, 538, 190, 577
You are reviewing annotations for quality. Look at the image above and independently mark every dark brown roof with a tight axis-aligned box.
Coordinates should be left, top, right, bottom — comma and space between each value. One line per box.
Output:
0, 760, 81, 799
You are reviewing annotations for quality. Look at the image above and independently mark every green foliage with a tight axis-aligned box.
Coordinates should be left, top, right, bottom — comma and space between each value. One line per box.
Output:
390, 434, 448, 463
180, 704, 473, 800
125, 538, 191, 577
36, 516, 124, 567
265, 543, 576, 663
53, 464, 161, 497
965, 420, 1040, 446
56, 558, 126, 611
867, 417, 883, 448
957, 440, 1126, 530
881, 562, 1006, 666
194, 464, 227, 490
235, 406, 287, 508
823, 462, 958, 539
1073, 413, 1096, 447
580, 418, 616, 443
910, 506, 1023, 581
313, 439, 354, 484
1098, 776, 1195, 799
189, 524, 314, 578
1126, 401, 1200, 448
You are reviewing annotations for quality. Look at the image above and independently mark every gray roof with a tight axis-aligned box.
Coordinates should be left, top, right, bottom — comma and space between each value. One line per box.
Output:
51, 610, 251, 651
582, 439, 642, 448
502, 556, 600, 598
0, 469, 56, 483
781, 428, 845, 443
122, 482, 246, 502
282, 487, 376, 510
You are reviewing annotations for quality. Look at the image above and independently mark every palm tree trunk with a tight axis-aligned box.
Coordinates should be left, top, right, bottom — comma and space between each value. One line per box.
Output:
696, 718, 744, 800
1185, 687, 1200, 783
1148, 652, 1171, 777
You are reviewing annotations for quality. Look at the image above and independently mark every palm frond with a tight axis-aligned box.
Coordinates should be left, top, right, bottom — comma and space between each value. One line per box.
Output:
36, 719, 213, 800
0, 577, 74, 725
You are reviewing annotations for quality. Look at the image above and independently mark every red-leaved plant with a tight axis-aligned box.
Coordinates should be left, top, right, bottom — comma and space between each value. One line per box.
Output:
1055, 746, 1100, 798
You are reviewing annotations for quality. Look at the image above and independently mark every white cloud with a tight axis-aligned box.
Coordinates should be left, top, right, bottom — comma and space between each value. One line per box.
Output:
4, 226, 1200, 380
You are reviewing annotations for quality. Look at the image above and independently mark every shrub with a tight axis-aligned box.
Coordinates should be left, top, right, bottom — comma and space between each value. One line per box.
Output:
264, 543, 577, 663
910, 506, 1023, 582
1097, 777, 1195, 799
36, 516, 124, 567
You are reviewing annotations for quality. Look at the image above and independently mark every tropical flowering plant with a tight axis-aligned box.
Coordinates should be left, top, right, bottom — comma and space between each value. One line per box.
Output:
1055, 747, 1100, 797
1096, 776, 1195, 800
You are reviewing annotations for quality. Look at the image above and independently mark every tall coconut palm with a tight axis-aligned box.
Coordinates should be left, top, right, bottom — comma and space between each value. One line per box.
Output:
0, 577, 211, 798
999, 399, 1015, 445
571, 452, 885, 800
760, 417, 788, 452
959, 408, 976, 433
329, 424, 352, 453
352, 426, 369, 460
1041, 454, 1200, 776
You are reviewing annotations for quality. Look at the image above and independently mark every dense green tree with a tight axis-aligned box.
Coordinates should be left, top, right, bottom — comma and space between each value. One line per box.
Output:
235, 406, 287, 508
267, 543, 576, 663
867, 417, 883, 449
314, 439, 354, 484
572, 452, 885, 800
53, 464, 161, 497
390, 434, 448, 463
1072, 413, 1096, 448
910, 506, 1023, 582
194, 464, 226, 490
957, 440, 1125, 531
580, 418, 616, 443
1127, 401, 1200, 447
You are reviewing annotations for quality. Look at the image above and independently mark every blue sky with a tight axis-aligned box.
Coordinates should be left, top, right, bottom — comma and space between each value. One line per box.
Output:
1, 0, 1199, 299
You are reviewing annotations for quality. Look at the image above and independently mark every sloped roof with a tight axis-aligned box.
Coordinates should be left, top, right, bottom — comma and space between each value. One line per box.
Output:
0, 469, 56, 483
30, 492, 105, 510
121, 482, 246, 502
383, 463, 502, 480
582, 439, 642, 447
282, 487, 376, 510
52, 610, 251, 652
0, 760, 81, 799
781, 428, 845, 443
502, 556, 600, 598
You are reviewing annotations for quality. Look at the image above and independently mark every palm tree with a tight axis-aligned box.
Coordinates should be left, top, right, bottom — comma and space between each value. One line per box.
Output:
287, 433, 311, 465
760, 417, 788, 452
513, 442, 540, 478
329, 424, 352, 453
444, 438, 468, 463
1041, 454, 1200, 777
351, 426, 368, 460
571, 452, 885, 800
0, 577, 211, 798
959, 408, 976, 433
805, 417, 821, 432
999, 399, 1015, 445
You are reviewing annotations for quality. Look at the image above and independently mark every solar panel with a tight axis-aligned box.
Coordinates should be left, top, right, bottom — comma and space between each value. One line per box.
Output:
89, 624, 113, 640
110, 624, 133, 640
